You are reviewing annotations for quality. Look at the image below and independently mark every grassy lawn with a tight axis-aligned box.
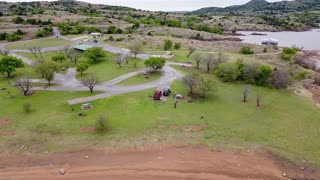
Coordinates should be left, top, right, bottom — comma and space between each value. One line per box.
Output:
16, 52, 145, 82
1, 51, 319, 166
0, 73, 319, 165
5, 38, 73, 50
117, 71, 162, 85
77, 57, 144, 82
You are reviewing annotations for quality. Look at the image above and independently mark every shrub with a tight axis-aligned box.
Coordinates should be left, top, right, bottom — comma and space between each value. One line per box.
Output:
240, 46, 254, 54
263, 47, 268, 53
267, 70, 291, 89
108, 36, 114, 41
215, 62, 234, 82
254, 65, 273, 86
293, 70, 309, 80
164, 39, 173, 50
23, 102, 32, 113
96, 115, 110, 131
174, 42, 182, 50
315, 73, 320, 86
281, 47, 298, 60
116, 38, 124, 42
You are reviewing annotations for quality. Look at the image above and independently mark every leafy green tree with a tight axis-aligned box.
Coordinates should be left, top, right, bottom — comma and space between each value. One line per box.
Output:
144, 57, 166, 71
195, 74, 216, 99
254, 65, 273, 86
51, 54, 66, 63
0, 56, 24, 77
215, 62, 234, 82
164, 40, 173, 50
128, 42, 143, 59
42, 61, 58, 85
84, 47, 107, 63
76, 63, 89, 75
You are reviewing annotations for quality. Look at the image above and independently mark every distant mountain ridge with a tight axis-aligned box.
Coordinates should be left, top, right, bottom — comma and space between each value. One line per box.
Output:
192, 0, 320, 14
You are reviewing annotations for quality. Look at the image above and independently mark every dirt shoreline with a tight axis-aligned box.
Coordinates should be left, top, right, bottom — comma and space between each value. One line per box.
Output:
0, 145, 319, 180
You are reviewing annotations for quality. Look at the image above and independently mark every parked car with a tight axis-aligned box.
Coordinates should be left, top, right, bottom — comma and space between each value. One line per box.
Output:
163, 88, 171, 96
93, 40, 99, 43
153, 90, 162, 100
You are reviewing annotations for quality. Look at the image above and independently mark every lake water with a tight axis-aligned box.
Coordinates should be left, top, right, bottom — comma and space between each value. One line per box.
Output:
238, 29, 320, 50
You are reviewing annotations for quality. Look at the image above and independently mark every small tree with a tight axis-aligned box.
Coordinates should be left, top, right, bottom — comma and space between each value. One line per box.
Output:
15, 77, 33, 96
183, 73, 198, 94
256, 91, 261, 107
144, 57, 166, 71
29, 47, 43, 58
42, 61, 58, 85
84, 47, 107, 63
69, 49, 82, 64
129, 42, 143, 59
164, 39, 173, 50
76, 63, 88, 75
233, 59, 245, 80
0, 56, 24, 77
51, 54, 66, 63
194, 53, 202, 70
22, 102, 32, 113
81, 75, 99, 94
187, 46, 196, 58
195, 75, 216, 99
242, 86, 250, 102
115, 55, 123, 68
204, 54, 215, 73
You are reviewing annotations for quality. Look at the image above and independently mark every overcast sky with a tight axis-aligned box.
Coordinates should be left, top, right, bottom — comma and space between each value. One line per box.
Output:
4, 0, 286, 11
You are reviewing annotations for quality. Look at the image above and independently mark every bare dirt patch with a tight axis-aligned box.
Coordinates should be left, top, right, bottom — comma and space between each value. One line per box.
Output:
80, 127, 96, 133
0, 130, 14, 136
0, 117, 9, 127
169, 124, 208, 132
0, 146, 318, 180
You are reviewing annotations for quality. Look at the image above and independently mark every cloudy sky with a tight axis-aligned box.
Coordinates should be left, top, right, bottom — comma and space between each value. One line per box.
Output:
5, 0, 286, 11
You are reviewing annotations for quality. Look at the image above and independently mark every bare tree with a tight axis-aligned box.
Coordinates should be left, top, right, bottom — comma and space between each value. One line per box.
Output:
242, 86, 250, 102
183, 74, 198, 94
187, 46, 196, 58
62, 45, 72, 59
69, 49, 82, 64
15, 77, 33, 96
29, 47, 38, 58
129, 42, 143, 59
115, 54, 123, 68
0, 49, 10, 56
256, 91, 261, 107
194, 53, 202, 69
81, 75, 99, 94
204, 54, 215, 73
29, 47, 43, 58
195, 75, 215, 99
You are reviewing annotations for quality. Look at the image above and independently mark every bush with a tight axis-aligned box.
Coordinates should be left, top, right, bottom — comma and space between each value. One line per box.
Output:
215, 62, 234, 82
293, 70, 309, 80
254, 65, 273, 86
267, 70, 291, 89
174, 42, 182, 50
263, 47, 268, 53
96, 115, 110, 131
23, 102, 32, 113
164, 39, 173, 50
281, 47, 298, 61
240, 46, 254, 55
315, 73, 320, 86
116, 38, 124, 42
108, 36, 114, 41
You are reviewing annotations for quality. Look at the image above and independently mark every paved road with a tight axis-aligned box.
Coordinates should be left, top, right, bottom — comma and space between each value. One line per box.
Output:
0, 29, 184, 104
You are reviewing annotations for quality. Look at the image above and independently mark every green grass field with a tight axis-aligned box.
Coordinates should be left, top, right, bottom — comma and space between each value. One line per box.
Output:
5, 38, 73, 50
117, 71, 162, 85
0, 48, 319, 167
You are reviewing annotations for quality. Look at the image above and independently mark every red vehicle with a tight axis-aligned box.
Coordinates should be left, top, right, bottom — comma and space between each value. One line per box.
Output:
153, 90, 162, 100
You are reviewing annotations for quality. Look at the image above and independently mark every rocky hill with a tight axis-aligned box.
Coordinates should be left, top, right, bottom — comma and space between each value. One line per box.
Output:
192, 0, 320, 14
